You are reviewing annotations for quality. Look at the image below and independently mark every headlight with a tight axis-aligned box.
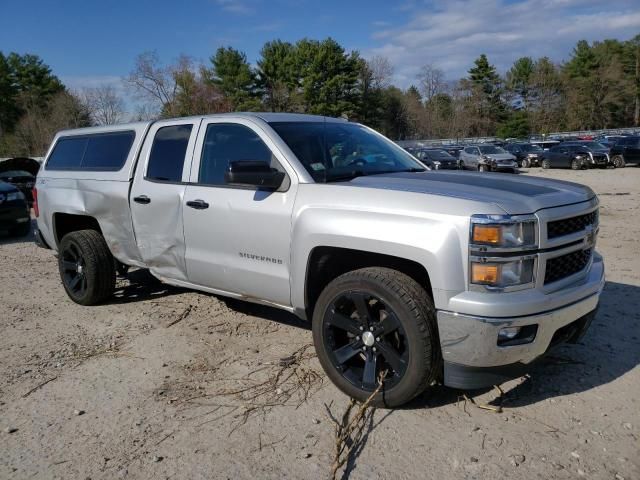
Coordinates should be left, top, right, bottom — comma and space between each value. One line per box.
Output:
6, 191, 25, 201
471, 221, 536, 248
432, 161, 441, 165
471, 258, 535, 287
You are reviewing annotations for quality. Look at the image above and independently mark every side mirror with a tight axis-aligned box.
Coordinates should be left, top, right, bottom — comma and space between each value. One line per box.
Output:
225, 160, 286, 190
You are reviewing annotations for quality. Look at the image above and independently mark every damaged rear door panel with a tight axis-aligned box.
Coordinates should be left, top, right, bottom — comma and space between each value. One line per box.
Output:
129, 119, 202, 282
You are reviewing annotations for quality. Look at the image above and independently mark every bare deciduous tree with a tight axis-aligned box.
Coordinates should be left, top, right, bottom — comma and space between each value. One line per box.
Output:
368, 55, 394, 89
82, 85, 125, 125
417, 64, 445, 102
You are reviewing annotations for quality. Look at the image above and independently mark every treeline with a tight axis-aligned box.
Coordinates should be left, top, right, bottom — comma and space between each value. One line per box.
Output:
1, 34, 639, 156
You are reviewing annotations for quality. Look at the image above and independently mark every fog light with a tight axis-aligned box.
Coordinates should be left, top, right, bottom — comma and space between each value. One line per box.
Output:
497, 324, 538, 346
498, 327, 521, 340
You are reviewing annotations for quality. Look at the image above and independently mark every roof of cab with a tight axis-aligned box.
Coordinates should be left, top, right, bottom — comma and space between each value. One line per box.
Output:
54, 112, 347, 138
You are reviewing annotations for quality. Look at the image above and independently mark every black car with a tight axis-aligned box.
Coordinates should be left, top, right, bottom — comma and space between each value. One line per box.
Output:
560, 141, 610, 168
542, 145, 590, 170
441, 145, 464, 158
609, 136, 640, 167
0, 170, 36, 204
0, 180, 31, 237
414, 148, 460, 170
504, 143, 544, 168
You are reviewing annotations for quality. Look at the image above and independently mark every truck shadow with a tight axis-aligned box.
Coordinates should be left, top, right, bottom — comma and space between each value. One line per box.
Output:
109, 268, 187, 304
412, 280, 640, 409
107, 269, 309, 332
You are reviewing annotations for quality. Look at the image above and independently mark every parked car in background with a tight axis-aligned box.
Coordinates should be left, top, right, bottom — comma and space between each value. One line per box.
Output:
542, 145, 589, 170
595, 135, 626, 148
560, 142, 610, 168
530, 140, 560, 151
0, 170, 36, 204
0, 180, 31, 237
459, 145, 518, 172
609, 136, 640, 168
442, 145, 465, 158
413, 149, 460, 170
504, 143, 544, 168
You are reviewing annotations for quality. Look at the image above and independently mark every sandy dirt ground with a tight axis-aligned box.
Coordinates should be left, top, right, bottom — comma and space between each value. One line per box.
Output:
1, 168, 638, 480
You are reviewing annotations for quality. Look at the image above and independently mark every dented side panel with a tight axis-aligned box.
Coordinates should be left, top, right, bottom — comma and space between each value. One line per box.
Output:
35, 177, 144, 266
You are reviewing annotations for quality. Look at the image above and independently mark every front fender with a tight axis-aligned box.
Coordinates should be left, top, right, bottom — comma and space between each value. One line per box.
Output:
290, 204, 469, 313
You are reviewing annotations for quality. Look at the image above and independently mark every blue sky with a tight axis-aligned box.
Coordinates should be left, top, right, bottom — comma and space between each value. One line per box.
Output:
1, 0, 639, 107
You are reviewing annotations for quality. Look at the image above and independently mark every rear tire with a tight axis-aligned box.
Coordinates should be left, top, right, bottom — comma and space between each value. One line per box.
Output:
312, 267, 440, 408
458, 161, 465, 170
612, 155, 625, 168
58, 230, 115, 305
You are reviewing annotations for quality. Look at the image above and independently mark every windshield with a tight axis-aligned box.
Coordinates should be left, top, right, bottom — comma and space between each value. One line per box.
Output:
521, 144, 543, 152
270, 121, 425, 182
423, 149, 454, 160
478, 145, 506, 154
583, 142, 607, 149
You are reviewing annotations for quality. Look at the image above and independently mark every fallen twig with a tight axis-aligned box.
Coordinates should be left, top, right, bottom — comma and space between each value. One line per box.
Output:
167, 305, 193, 327
326, 371, 386, 480
22, 376, 57, 398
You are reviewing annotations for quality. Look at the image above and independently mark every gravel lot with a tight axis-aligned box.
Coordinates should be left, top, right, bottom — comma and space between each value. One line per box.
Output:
1, 168, 638, 480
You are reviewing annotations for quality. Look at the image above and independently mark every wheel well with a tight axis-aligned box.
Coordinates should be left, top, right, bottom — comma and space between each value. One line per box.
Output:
53, 213, 102, 246
305, 246, 432, 318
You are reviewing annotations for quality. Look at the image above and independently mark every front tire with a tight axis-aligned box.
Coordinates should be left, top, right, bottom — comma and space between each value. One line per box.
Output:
571, 159, 582, 170
312, 267, 440, 408
612, 155, 625, 168
58, 230, 115, 305
478, 164, 488, 172
542, 159, 551, 169
520, 158, 531, 168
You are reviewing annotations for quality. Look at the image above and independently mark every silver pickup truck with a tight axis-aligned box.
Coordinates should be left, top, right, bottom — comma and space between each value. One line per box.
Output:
34, 113, 604, 407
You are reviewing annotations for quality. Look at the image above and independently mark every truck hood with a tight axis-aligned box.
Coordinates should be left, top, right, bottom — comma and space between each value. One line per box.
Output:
348, 171, 595, 215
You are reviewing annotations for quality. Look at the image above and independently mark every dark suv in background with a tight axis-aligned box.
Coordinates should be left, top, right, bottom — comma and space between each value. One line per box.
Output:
609, 136, 640, 167
504, 143, 544, 168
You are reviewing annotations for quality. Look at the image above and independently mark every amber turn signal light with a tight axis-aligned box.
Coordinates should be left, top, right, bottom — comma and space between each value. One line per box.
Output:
471, 263, 500, 284
472, 225, 502, 244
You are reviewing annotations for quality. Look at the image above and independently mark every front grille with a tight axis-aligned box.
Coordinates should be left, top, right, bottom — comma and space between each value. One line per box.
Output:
593, 154, 607, 164
547, 211, 597, 239
544, 249, 591, 284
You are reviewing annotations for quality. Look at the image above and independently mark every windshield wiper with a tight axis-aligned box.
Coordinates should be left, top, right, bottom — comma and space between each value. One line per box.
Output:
325, 168, 425, 182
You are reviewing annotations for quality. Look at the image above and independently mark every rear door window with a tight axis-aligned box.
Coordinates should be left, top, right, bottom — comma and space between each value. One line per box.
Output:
146, 125, 193, 182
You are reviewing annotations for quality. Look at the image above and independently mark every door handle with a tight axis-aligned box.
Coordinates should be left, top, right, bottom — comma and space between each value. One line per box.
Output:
186, 199, 209, 210
133, 195, 151, 204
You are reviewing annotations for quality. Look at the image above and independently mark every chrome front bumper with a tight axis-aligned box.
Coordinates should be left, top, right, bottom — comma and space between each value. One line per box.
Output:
437, 252, 605, 388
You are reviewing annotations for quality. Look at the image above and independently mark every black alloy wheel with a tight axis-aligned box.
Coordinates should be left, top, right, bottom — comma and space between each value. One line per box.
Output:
312, 267, 440, 407
58, 230, 115, 305
322, 291, 409, 392
61, 241, 88, 298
